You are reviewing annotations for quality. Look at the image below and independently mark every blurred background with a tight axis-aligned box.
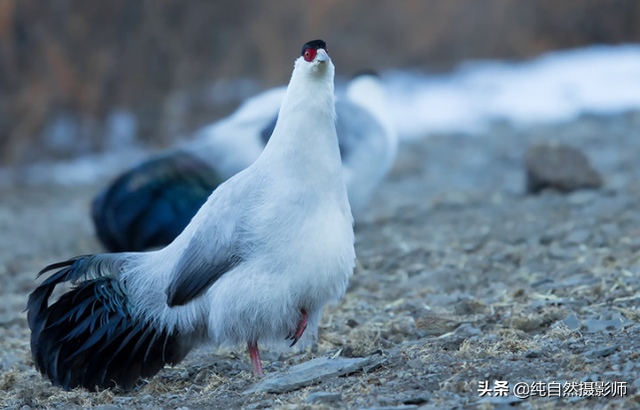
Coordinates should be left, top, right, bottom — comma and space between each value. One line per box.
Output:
1, 0, 639, 168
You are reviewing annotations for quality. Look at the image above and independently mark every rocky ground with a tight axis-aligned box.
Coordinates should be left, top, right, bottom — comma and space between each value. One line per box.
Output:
1, 112, 640, 409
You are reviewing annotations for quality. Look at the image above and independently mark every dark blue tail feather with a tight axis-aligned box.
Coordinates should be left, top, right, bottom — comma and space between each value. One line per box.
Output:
27, 256, 195, 391
92, 151, 223, 252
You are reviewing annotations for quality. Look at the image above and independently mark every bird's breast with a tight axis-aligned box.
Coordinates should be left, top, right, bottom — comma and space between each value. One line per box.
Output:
280, 198, 355, 304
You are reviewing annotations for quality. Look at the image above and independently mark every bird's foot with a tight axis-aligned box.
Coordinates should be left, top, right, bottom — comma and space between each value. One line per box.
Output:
285, 309, 308, 347
247, 341, 264, 377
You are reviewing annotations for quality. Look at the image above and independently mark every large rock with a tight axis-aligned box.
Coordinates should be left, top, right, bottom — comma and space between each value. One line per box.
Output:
525, 143, 602, 194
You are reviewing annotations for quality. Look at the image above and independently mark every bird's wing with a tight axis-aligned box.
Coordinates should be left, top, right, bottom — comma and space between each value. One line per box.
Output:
165, 171, 255, 307
335, 99, 387, 162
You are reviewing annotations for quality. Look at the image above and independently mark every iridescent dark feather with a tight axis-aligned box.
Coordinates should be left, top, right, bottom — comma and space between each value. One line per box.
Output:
27, 256, 195, 391
92, 151, 223, 252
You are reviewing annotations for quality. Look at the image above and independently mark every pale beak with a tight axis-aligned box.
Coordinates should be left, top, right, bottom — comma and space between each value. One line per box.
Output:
316, 49, 329, 63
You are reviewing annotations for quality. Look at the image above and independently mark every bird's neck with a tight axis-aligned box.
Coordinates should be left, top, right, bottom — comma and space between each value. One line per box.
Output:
259, 63, 341, 183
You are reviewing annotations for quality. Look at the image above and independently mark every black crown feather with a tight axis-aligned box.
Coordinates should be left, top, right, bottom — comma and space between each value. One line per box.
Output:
301, 39, 327, 56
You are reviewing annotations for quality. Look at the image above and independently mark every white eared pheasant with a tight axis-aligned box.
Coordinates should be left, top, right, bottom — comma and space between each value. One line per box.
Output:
28, 39, 355, 391
92, 70, 396, 252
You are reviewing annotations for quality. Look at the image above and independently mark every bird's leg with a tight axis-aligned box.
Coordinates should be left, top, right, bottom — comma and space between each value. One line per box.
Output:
286, 309, 308, 347
247, 341, 264, 377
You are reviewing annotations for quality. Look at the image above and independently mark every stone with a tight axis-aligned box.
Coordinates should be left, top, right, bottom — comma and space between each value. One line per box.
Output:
406, 358, 423, 369
359, 407, 418, 410
245, 401, 274, 410
454, 298, 486, 315
525, 143, 602, 194
411, 311, 465, 337
567, 190, 599, 205
92, 406, 124, 410
586, 344, 620, 358
305, 392, 343, 405
563, 229, 591, 245
403, 394, 430, 405
562, 315, 581, 331
244, 356, 384, 394
524, 350, 543, 359
548, 247, 575, 260
583, 319, 625, 333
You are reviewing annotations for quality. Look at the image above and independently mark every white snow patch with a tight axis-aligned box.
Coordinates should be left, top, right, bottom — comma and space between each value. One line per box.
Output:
0, 148, 148, 189
383, 44, 640, 138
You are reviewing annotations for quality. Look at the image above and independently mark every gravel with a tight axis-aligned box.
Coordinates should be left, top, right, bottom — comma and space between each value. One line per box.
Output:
1, 111, 640, 409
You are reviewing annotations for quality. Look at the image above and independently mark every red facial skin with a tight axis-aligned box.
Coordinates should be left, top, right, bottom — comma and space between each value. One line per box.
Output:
303, 47, 328, 62
303, 48, 317, 62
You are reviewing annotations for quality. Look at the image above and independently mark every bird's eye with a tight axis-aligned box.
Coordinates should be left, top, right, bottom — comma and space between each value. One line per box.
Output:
303, 48, 316, 62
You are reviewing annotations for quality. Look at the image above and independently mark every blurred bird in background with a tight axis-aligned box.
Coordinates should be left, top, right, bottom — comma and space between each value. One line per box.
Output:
92, 72, 397, 252
28, 39, 355, 391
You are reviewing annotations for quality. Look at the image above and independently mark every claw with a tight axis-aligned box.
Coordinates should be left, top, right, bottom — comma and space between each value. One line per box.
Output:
288, 309, 308, 347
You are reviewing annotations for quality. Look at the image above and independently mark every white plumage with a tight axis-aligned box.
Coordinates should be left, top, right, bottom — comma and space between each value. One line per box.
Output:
187, 72, 397, 216
91, 68, 396, 253
128, 44, 354, 346
91, 71, 396, 252
28, 39, 355, 390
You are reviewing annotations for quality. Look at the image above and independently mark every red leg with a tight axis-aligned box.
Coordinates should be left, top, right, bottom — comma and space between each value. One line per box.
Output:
247, 341, 264, 377
287, 309, 308, 347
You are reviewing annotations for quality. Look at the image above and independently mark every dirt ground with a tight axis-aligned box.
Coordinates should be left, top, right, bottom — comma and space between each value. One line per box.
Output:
1, 112, 640, 409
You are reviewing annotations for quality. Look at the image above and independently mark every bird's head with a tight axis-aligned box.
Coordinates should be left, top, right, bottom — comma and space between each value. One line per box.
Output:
295, 39, 333, 77
279, 39, 335, 118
